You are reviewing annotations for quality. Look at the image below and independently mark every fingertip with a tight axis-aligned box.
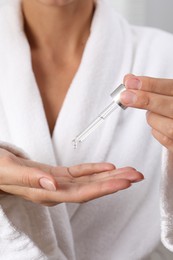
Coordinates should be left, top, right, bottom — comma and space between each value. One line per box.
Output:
106, 179, 131, 193
114, 169, 144, 183
129, 171, 144, 183
133, 177, 145, 183
123, 73, 136, 84
100, 162, 116, 171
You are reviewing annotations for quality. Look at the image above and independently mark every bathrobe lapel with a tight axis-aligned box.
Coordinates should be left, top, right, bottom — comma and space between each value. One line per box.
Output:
0, 1, 77, 259
0, 0, 56, 165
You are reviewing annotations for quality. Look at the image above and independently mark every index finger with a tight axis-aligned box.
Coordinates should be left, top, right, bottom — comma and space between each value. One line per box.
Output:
23, 160, 116, 177
124, 74, 173, 96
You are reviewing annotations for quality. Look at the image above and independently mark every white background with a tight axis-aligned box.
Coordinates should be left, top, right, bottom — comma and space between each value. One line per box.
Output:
109, 0, 173, 33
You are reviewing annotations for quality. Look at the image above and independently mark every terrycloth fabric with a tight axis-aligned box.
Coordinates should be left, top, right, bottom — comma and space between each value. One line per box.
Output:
0, 0, 173, 259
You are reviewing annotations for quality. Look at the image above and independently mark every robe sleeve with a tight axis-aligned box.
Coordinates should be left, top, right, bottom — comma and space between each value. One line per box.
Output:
0, 208, 47, 260
0, 144, 46, 259
161, 148, 173, 251
0, 141, 29, 159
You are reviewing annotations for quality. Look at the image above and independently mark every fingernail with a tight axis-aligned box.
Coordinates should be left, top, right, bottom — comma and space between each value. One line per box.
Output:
120, 91, 137, 105
125, 78, 142, 90
39, 178, 57, 191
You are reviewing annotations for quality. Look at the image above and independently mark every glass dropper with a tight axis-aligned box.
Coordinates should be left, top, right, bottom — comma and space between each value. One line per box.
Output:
72, 84, 127, 149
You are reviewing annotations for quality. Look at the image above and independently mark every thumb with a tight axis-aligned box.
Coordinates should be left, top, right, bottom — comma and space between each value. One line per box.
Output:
0, 164, 57, 191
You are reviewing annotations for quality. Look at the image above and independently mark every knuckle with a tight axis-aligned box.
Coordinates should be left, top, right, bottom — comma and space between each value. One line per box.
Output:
148, 77, 157, 92
21, 167, 40, 188
136, 90, 150, 108
21, 172, 32, 187
140, 94, 150, 107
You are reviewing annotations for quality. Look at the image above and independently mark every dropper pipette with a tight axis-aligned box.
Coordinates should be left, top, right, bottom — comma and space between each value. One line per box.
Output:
72, 84, 127, 149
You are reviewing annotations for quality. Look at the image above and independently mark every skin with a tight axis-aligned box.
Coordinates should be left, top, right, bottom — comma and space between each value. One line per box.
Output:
22, 0, 95, 134
0, 0, 144, 205
37, 0, 75, 6
0, 148, 143, 206
121, 75, 173, 153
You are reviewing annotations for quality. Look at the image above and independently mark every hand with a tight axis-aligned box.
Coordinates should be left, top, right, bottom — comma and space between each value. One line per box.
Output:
0, 148, 143, 206
120, 74, 173, 152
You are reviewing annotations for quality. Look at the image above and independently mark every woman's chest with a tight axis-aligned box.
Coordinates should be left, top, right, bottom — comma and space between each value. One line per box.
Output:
32, 61, 79, 136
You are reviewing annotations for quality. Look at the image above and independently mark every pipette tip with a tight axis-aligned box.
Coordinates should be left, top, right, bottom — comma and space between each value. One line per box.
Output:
72, 139, 78, 149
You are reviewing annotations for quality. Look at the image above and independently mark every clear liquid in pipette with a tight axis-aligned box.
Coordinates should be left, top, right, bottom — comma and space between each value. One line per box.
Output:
72, 102, 119, 149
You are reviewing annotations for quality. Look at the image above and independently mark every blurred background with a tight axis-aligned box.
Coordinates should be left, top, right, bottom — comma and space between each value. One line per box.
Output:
109, 0, 173, 33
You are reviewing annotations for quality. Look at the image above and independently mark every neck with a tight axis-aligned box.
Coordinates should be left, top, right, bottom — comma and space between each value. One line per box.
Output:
22, 0, 94, 57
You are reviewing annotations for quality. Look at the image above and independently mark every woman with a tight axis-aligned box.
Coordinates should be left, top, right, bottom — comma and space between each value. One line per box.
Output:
0, 0, 173, 259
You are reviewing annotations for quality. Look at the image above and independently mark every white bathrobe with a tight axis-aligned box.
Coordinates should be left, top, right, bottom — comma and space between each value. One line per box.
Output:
0, 0, 173, 259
